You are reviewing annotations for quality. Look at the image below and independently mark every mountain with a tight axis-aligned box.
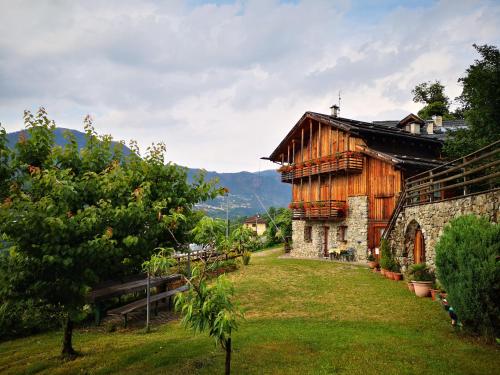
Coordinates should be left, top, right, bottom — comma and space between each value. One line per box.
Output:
6, 128, 132, 155
6, 128, 290, 218
188, 169, 291, 219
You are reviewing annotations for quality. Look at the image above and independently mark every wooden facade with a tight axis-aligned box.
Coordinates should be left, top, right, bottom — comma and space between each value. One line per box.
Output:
268, 111, 443, 255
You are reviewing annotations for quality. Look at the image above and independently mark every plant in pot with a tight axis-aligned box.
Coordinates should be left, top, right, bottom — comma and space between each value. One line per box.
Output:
367, 253, 378, 269
392, 262, 403, 281
379, 239, 393, 277
408, 263, 434, 297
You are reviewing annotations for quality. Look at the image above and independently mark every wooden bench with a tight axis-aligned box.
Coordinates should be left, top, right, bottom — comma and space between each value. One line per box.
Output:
107, 284, 189, 327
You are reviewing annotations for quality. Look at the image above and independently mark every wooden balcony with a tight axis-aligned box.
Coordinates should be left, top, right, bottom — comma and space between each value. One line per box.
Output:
279, 152, 363, 183
290, 200, 346, 220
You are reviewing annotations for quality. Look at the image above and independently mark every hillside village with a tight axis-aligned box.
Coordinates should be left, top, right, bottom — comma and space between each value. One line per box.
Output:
0, 2, 499, 375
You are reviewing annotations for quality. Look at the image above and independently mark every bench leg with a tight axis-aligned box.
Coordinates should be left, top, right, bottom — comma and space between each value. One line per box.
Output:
168, 295, 172, 310
124, 314, 128, 328
155, 301, 158, 316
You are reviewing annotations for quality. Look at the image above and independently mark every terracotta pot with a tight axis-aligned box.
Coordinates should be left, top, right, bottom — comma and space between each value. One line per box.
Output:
368, 261, 378, 269
372, 267, 379, 273
407, 282, 415, 292
386, 271, 393, 279
393, 273, 402, 281
430, 289, 439, 301
412, 281, 433, 297
380, 269, 386, 276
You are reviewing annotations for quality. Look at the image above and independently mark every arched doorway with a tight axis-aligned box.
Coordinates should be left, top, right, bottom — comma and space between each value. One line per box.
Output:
414, 229, 425, 264
404, 220, 426, 265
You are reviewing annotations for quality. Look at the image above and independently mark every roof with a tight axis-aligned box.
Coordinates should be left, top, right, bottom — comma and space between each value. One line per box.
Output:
244, 215, 267, 224
442, 119, 468, 128
268, 111, 443, 162
356, 145, 444, 169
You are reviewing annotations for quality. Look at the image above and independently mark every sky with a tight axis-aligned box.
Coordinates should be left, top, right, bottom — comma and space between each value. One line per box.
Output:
0, 0, 499, 172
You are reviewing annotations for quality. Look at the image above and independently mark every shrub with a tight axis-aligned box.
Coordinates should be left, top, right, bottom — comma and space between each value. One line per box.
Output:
435, 215, 500, 338
242, 251, 251, 266
407, 263, 434, 281
379, 239, 394, 270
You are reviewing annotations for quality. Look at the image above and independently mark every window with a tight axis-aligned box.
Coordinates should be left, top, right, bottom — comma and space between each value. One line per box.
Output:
338, 226, 347, 242
304, 226, 312, 242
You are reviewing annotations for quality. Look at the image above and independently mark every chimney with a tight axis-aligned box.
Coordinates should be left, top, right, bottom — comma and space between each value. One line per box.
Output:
330, 104, 340, 117
432, 115, 443, 128
426, 121, 434, 135
410, 122, 420, 134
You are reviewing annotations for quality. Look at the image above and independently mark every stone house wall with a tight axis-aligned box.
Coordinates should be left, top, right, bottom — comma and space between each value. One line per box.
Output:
388, 190, 500, 270
291, 196, 369, 261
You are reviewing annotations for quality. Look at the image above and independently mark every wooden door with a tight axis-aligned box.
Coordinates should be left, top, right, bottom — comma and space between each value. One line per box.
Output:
323, 227, 329, 257
414, 229, 425, 264
373, 226, 386, 260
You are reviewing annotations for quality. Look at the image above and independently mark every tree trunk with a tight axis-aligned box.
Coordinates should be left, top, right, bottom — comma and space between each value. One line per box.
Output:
61, 316, 76, 357
225, 337, 232, 375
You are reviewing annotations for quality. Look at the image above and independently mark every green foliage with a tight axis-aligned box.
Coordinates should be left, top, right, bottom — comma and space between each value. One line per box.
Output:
142, 247, 176, 276
407, 263, 434, 282
191, 216, 227, 250
242, 251, 251, 266
176, 273, 241, 348
230, 225, 256, 253
0, 109, 222, 349
379, 239, 394, 270
412, 80, 453, 119
444, 44, 500, 158
176, 264, 243, 374
262, 207, 292, 246
435, 215, 500, 338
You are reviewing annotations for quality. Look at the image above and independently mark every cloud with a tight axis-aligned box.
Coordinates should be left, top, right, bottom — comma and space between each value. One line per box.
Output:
0, 0, 499, 171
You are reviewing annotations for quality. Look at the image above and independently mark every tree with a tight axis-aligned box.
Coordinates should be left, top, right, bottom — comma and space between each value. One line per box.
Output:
435, 215, 499, 338
175, 218, 243, 375
444, 44, 500, 158
412, 80, 454, 119
0, 109, 223, 356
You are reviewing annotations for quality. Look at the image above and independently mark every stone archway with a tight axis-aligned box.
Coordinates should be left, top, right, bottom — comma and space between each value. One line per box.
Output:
404, 219, 426, 265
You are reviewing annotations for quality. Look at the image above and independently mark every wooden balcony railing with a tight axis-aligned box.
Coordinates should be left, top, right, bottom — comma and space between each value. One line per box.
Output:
289, 200, 346, 220
404, 140, 500, 206
279, 152, 363, 183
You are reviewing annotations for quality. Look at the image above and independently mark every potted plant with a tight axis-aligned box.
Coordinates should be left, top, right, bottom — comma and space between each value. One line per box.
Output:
379, 239, 393, 277
408, 263, 434, 297
367, 253, 378, 269
392, 262, 403, 281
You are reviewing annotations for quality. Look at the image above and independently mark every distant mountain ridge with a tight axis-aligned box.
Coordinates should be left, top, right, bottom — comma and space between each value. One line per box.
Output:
6, 128, 290, 218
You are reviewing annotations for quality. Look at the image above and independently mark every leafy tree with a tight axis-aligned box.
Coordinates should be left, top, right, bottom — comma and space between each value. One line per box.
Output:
175, 224, 243, 375
230, 225, 256, 253
191, 216, 227, 251
0, 108, 222, 355
412, 80, 454, 119
0, 127, 12, 200
435, 215, 499, 339
444, 44, 500, 158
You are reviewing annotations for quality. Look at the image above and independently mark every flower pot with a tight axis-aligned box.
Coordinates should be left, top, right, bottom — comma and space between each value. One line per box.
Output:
372, 267, 380, 273
380, 268, 387, 276
393, 273, 402, 281
407, 282, 415, 292
430, 289, 439, 301
386, 271, 393, 279
412, 281, 433, 297
367, 261, 378, 269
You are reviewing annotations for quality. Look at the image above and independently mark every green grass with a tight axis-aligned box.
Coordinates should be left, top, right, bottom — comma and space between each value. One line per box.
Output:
0, 248, 498, 374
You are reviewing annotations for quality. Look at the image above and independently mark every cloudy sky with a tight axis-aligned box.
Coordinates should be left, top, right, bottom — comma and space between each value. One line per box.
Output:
0, 0, 499, 172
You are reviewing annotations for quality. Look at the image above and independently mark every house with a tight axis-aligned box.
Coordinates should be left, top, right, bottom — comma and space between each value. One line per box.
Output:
243, 215, 267, 236
266, 106, 443, 261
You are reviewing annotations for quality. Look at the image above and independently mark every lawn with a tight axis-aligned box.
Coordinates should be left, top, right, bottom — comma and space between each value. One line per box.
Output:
0, 248, 498, 374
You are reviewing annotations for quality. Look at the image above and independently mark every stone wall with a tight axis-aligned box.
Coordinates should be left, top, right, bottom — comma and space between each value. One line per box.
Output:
290, 196, 369, 261
388, 190, 500, 270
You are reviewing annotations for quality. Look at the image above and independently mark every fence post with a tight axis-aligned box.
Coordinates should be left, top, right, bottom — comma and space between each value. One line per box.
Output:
463, 157, 469, 196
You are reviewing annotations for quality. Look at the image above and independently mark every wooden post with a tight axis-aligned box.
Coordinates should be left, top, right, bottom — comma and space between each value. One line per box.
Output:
463, 157, 469, 195
146, 272, 151, 332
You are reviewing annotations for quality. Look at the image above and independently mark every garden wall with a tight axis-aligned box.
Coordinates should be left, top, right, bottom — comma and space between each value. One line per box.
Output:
388, 190, 500, 269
